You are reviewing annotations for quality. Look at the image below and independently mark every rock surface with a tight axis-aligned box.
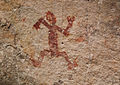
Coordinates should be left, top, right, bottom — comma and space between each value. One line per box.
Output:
0, 0, 120, 85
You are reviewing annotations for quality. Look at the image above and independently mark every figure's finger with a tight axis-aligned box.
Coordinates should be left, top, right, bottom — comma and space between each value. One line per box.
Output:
67, 16, 75, 22
71, 16, 75, 21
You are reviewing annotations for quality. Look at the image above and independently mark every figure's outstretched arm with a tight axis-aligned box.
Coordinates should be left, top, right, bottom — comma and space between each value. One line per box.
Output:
55, 16, 75, 36
33, 17, 51, 30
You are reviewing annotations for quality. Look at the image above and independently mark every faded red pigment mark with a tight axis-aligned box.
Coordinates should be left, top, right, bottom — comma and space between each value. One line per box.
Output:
22, 18, 26, 22
31, 11, 78, 69
75, 36, 85, 42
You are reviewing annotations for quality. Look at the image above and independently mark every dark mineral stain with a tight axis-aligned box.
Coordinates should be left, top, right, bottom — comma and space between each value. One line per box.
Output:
58, 80, 63, 84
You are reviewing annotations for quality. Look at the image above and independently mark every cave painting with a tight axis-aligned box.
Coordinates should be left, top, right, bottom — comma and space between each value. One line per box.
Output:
30, 11, 78, 69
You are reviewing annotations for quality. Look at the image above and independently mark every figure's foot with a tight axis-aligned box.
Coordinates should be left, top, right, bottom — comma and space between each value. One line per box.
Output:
30, 58, 41, 67
67, 56, 78, 70
73, 56, 78, 67
67, 62, 78, 70
68, 63, 73, 70
73, 61, 78, 67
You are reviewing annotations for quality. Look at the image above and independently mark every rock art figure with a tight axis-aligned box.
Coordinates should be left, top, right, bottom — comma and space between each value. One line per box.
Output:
31, 11, 78, 69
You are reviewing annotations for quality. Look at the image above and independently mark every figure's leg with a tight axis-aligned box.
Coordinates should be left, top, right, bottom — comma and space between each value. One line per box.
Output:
58, 51, 78, 69
30, 49, 50, 67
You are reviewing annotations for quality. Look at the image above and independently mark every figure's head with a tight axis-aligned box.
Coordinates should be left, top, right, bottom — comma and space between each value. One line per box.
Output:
46, 11, 56, 25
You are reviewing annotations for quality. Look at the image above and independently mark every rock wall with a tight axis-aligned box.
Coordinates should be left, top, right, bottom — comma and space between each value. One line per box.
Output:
0, 0, 120, 85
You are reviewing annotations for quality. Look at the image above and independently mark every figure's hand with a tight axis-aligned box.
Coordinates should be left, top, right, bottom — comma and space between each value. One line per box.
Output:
63, 29, 69, 36
33, 18, 44, 30
67, 16, 75, 23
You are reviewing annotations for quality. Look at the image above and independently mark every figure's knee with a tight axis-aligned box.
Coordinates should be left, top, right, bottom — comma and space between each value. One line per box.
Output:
58, 51, 67, 56
40, 50, 50, 57
58, 51, 69, 61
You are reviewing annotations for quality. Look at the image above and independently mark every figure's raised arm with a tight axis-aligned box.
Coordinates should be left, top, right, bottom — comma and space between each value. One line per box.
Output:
55, 16, 75, 36
33, 17, 51, 30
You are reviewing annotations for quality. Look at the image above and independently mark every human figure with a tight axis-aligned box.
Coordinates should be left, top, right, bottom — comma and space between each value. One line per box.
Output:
30, 11, 78, 69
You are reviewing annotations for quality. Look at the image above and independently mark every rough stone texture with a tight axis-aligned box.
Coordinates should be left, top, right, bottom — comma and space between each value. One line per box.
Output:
0, 0, 120, 85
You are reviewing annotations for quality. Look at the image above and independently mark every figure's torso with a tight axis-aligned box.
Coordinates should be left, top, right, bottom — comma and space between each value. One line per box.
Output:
48, 26, 59, 56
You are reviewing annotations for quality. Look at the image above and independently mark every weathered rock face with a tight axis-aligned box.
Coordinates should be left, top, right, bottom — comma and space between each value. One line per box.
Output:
0, 0, 120, 85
